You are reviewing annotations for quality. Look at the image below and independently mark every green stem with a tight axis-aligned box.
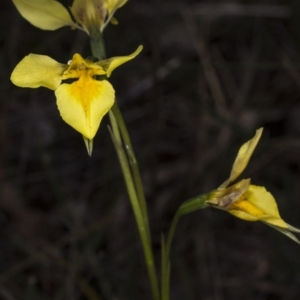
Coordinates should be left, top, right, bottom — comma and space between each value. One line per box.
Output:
166, 195, 207, 261
111, 103, 150, 240
165, 210, 183, 261
89, 29, 106, 60
162, 195, 207, 300
90, 31, 159, 300
108, 111, 159, 300
161, 209, 182, 300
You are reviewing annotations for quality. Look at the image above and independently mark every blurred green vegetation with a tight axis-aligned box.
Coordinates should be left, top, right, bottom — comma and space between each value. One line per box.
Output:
2, 0, 300, 299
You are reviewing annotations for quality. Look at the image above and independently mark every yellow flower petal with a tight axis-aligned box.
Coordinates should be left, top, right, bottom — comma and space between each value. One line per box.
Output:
98, 45, 143, 77
101, 0, 128, 31
12, 0, 76, 30
110, 17, 119, 25
229, 185, 288, 228
245, 185, 288, 228
55, 76, 115, 139
11, 54, 66, 90
107, 0, 128, 14
220, 128, 263, 188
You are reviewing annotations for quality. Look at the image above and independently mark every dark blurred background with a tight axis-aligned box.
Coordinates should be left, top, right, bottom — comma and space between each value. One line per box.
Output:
2, 0, 300, 299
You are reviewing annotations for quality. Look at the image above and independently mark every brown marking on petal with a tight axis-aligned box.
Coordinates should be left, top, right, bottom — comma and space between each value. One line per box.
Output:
217, 190, 245, 208
216, 179, 250, 209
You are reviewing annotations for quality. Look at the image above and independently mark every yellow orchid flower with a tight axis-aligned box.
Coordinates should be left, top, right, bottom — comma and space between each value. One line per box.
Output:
205, 128, 300, 244
11, 0, 128, 34
11, 45, 143, 154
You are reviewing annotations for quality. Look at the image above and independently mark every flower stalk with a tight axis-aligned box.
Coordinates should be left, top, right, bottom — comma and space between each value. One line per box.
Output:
89, 33, 159, 300
111, 103, 151, 239
161, 195, 207, 300
89, 28, 106, 60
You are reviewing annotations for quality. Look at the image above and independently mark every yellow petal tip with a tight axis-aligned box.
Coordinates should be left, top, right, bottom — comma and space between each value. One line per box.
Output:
99, 45, 143, 78
225, 127, 263, 186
